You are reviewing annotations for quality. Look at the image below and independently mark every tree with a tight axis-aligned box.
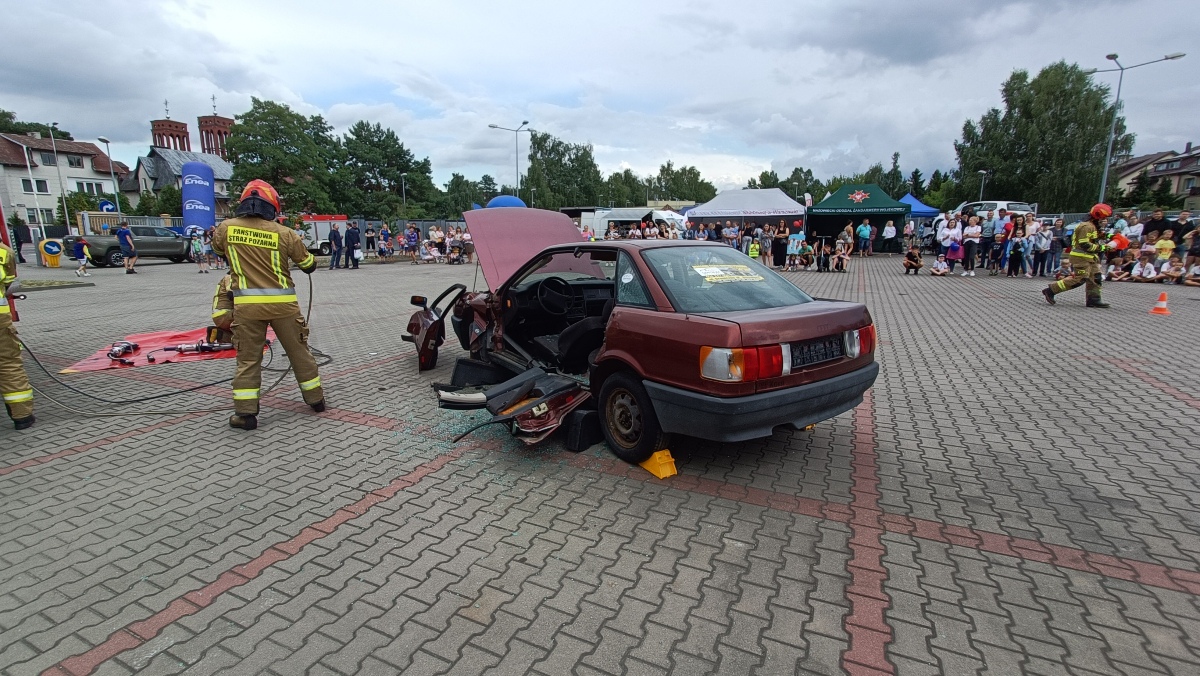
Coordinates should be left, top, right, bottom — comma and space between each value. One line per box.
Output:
879, 152, 904, 197
155, 184, 183, 217
0, 109, 73, 140
908, 168, 926, 199
928, 169, 945, 193
57, 191, 96, 227
953, 61, 1132, 212
1150, 177, 1182, 210
226, 98, 343, 214
525, 132, 604, 211
747, 170, 781, 190
651, 162, 717, 204
478, 175, 498, 203
1124, 169, 1153, 207
601, 169, 645, 208
132, 191, 159, 216
782, 166, 823, 203
341, 120, 438, 219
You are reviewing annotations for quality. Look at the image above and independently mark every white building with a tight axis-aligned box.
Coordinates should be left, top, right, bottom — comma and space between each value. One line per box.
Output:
0, 132, 128, 233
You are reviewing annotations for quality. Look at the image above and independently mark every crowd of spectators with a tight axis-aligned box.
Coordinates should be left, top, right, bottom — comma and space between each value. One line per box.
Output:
910, 207, 1199, 285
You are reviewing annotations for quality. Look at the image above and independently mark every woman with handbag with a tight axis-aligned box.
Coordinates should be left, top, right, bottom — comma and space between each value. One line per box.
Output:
939, 219, 964, 273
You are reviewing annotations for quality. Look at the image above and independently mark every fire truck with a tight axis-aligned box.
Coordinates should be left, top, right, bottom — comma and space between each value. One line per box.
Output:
295, 214, 349, 255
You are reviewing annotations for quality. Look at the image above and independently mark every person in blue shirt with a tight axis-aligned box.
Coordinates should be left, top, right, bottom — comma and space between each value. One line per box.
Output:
73, 237, 92, 277
405, 224, 421, 264
855, 219, 872, 258
327, 223, 343, 270
115, 221, 137, 274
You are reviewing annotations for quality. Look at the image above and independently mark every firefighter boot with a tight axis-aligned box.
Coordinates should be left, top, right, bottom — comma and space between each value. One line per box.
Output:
310, 399, 326, 413
229, 413, 258, 430
1086, 298, 1110, 309
1041, 287, 1056, 305
13, 414, 35, 430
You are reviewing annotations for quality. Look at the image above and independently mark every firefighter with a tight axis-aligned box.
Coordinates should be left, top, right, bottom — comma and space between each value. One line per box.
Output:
212, 180, 324, 430
1042, 203, 1112, 309
211, 272, 234, 339
1, 241, 34, 430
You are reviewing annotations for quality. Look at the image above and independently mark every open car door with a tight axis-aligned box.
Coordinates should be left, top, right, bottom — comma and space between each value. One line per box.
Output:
402, 284, 466, 370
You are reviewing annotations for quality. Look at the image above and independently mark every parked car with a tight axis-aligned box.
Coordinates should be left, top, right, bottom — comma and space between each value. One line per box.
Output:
63, 226, 190, 267
952, 200, 1035, 217
404, 208, 879, 462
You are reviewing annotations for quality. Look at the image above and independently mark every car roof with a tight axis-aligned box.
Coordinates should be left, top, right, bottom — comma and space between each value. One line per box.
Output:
543, 239, 725, 252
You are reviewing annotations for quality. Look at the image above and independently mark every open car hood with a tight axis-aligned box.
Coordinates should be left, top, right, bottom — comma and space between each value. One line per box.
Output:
463, 208, 584, 290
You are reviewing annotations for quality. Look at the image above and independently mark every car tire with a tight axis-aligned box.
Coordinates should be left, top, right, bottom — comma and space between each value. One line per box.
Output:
168, 256, 186, 263
105, 249, 124, 267
319, 243, 331, 256
598, 372, 668, 464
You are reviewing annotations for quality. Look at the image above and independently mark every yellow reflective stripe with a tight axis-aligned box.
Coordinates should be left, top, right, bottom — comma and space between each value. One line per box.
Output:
233, 295, 298, 305
298, 376, 321, 391
211, 309, 231, 319
227, 247, 248, 289
299, 253, 315, 269
2, 390, 33, 403
232, 389, 259, 400
0, 306, 10, 315
271, 250, 287, 288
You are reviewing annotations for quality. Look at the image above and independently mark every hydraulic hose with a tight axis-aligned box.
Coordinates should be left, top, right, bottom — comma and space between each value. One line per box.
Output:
19, 273, 330, 416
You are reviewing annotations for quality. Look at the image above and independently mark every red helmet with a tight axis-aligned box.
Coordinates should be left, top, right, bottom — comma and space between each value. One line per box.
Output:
240, 179, 280, 212
1089, 203, 1113, 221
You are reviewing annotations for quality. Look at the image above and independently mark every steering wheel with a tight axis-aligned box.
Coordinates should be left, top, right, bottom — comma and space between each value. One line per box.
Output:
536, 277, 573, 316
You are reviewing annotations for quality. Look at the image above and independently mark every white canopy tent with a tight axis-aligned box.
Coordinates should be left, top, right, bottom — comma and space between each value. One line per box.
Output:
688, 188, 806, 219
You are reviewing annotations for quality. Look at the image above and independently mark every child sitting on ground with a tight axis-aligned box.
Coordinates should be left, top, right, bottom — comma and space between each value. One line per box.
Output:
1106, 254, 1130, 281
1160, 255, 1186, 284
902, 246, 923, 275
1184, 263, 1200, 287
1130, 254, 1160, 282
930, 254, 949, 276
1054, 259, 1073, 280
1155, 230, 1176, 265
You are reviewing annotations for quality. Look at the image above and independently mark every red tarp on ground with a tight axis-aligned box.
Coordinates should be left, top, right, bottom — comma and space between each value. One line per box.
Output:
62, 327, 274, 373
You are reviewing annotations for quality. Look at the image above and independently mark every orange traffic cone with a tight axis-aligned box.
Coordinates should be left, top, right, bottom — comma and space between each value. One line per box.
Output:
1149, 292, 1171, 316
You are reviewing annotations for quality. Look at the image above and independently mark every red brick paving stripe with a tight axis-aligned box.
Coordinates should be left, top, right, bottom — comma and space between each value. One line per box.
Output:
1109, 358, 1200, 412
0, 413, 203, 477
42, 448, 465, 676
841, 390, 896, 674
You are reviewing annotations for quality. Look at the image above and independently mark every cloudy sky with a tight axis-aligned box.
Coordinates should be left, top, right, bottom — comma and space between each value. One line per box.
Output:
3, 0, 1197, 191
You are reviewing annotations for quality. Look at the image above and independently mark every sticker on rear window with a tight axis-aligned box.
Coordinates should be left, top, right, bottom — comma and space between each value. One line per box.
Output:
691, 264, 763, 283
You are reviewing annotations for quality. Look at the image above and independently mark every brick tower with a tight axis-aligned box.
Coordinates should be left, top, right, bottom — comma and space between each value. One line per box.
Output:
198, 114, 234, 159
151, 119, 191, 151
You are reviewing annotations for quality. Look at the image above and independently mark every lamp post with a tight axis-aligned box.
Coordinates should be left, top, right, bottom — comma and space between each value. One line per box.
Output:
488, 121, 531, 196
96, 136, 122, 219
530, 185, 536, 208
400, 172, 408, 218
977, 169, 988, 201
49, 123, 70, 231
1085, 52, 1185, 203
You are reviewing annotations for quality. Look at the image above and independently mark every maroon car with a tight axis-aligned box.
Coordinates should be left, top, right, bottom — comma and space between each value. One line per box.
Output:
405, 208, 878, 463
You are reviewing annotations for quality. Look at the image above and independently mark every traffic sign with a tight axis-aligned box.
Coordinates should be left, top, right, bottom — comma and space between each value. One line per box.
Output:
98, 200, 116, 212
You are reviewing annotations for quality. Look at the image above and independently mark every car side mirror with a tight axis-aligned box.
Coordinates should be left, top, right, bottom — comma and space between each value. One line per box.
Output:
411, 295, 428, 308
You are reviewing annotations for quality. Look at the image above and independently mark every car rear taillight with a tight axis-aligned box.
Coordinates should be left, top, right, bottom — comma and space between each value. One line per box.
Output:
700, 344, 792, 382
843, 325, 876, 359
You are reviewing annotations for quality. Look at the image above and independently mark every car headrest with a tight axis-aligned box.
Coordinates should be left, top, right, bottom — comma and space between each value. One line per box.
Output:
602, 299, 615, 322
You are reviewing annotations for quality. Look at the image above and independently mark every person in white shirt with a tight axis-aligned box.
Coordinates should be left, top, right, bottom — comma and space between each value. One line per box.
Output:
1126, 219, 1144, 243
1130, 255, 1160, 282
881, 221, 897, 254
1184, 264, 1200, 287
960, 217, 982, 276
931, 254, 950, 276
645, 223, 659, 240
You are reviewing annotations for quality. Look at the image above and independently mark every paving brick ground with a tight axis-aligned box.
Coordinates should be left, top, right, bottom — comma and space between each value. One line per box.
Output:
1, 251, 1198, 675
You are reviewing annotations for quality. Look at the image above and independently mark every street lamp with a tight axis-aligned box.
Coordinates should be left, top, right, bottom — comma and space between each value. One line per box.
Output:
96, 136, 122, 219
400, 172, 408, 218
1086, 52, 1186, 203
530, 185, 536, 208
488, 121, 532, 196
48, 123, 70, 231
977, 169, 988, 201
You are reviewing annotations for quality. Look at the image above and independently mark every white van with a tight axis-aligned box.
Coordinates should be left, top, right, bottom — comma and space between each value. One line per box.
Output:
952, 200, 1035, 217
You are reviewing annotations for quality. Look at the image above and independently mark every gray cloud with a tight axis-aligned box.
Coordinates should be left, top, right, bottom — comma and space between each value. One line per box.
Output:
2, 0, 1194, 192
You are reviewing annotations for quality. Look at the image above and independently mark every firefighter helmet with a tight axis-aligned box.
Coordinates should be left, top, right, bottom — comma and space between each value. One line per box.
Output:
239, 179, 281, 212
1089, 203, 1113, 221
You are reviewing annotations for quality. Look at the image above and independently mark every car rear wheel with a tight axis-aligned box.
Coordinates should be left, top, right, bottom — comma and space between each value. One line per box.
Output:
598, 372, 668, 464
105, 249, 124, 267
168, 256, 186, 263
319, 243, 331, 256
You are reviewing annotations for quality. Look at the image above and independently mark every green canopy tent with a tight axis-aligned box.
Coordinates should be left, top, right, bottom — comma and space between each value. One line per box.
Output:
807, 183, 911, 239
